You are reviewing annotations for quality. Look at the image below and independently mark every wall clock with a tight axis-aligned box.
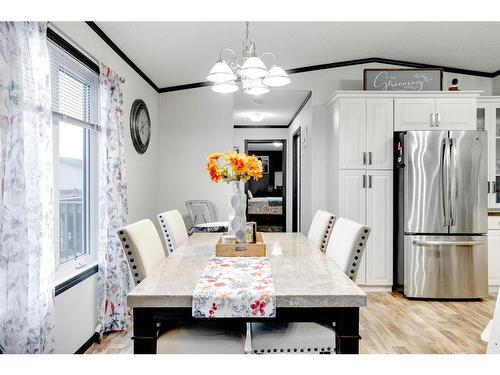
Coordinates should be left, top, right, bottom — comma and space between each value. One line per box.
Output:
130, 99, 151, 154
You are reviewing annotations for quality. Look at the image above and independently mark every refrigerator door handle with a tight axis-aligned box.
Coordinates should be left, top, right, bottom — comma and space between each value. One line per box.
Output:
412, 239, 486, 247
449, 137, 455, 227
440, 138, 448, 226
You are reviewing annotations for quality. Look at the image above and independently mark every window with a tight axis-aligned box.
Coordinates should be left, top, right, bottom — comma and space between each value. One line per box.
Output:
48, 36, 99, 281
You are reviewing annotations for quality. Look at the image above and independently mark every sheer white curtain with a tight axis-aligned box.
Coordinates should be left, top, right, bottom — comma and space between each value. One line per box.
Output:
0, 22, 55, 353
96, 65, 132, 333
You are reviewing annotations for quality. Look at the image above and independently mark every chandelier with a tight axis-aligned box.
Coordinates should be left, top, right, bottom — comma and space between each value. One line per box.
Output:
207, 22, 291, 95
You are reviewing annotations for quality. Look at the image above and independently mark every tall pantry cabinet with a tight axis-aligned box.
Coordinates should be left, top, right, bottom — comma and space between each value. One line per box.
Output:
328, 94, 394, 287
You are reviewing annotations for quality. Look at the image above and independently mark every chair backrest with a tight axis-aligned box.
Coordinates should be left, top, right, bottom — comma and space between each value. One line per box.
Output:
307, 210, 336, 252
185, 200, 218, 226
325, 217, 370, 280
487, 288, 500, 353
117, 219, 166, 286
157, 209, 189, 253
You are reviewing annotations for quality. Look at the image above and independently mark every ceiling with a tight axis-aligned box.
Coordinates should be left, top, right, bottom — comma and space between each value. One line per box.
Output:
94, 22, 500, 89
233, 90, 310, 126
248, 142, 284, 151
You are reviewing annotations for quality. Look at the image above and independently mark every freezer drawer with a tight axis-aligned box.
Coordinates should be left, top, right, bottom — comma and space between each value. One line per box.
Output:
404, 235, 488, 299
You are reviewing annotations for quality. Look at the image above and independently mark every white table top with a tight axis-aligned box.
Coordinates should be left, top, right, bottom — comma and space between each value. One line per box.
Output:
127, 233, 367, 309
194, 221, 228, 228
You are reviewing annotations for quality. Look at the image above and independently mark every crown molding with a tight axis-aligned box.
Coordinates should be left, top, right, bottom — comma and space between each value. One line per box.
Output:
86, 22, 500, 94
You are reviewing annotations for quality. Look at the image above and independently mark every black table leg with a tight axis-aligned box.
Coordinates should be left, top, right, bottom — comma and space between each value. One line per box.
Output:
132, 308, 158, 354
335, 307, 360, 354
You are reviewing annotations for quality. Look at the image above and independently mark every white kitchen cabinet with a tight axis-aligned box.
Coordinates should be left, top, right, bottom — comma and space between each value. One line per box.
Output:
339, 98, 393, 170
365, 170, 393, 285
394, 97, 477, 131
477, 98, 500, 210
339, 98, 367, 169
394, 98, 435, 131
435, 98, 476, 130
338, 170, 393, 286
366, 99, 394, 169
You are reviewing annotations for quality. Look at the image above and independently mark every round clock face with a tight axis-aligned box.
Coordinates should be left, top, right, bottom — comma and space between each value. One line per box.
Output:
130, 99, 150, 154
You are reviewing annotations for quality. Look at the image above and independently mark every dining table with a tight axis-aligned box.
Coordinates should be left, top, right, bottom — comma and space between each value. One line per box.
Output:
127, 232, 367, 354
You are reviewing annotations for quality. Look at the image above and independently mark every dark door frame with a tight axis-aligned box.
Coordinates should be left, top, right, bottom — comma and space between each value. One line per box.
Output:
292, 128, 301, 232
244, 139, 287, 232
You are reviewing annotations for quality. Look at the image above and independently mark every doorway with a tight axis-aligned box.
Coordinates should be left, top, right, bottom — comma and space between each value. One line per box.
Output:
245, 140, 287, 232
292, 129, 301, 232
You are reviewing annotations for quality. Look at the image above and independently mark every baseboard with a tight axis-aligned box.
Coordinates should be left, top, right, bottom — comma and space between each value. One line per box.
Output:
360, 286, 392, 292
75, 332, 100, 354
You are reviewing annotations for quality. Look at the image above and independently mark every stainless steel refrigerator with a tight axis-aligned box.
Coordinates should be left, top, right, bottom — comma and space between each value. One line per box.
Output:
394, 130, 488, 299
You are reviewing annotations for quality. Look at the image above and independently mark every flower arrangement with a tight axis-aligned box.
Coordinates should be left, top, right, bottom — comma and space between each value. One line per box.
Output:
207, 151, 263, 183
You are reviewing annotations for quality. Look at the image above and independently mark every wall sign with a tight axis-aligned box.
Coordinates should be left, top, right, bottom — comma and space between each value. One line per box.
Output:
363, 69, 443, 91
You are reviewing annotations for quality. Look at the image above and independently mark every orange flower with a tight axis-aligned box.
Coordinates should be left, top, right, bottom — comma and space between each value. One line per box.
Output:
206, 151, 264, 183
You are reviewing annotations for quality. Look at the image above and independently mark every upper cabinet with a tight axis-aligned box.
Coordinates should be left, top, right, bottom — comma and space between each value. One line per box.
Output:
478, 97, 500, 210
394, 97, 477, 131
338, 97, 393, 170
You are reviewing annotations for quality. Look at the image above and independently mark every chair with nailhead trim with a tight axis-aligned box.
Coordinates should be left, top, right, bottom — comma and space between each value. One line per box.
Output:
248, 217, 370, 355
157, 209, 189, 254
307, 210, 336, 252
118, 219, 247, 354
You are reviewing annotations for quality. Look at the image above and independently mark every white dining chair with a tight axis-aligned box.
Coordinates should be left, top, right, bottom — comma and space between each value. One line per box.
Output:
307, 210, 336, 252
248, 217, 370, 354
324, 217, 370, 281
157, 209, 189, 253
118, 219, 247, 354
481, 288, 500, 353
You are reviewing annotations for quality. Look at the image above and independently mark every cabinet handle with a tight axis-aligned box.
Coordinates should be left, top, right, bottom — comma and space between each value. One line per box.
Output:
494, 181, 497, 193
368, 152, 372, 165
368, 175, 372, 189
488, 181, 491, 194
436, 112, 441, 127
362, 152, 366, 165
362, 175, 366, 188
430, 113, 435, 127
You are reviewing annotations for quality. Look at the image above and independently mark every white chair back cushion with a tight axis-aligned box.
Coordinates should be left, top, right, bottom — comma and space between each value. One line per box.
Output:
158, 209, 189, 253
307, 210, 336, 252
325, 217, 370, 280
118, 219, 166, 285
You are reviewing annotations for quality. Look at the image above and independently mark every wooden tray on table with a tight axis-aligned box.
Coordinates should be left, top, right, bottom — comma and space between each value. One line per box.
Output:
215, 232, 266, 257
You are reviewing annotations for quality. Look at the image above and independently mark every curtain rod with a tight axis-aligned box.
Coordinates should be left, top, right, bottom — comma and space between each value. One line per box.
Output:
47, 22, 100, 67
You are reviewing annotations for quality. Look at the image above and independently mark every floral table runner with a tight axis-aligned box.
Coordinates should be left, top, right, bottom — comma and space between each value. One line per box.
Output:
192, 257, 276, 318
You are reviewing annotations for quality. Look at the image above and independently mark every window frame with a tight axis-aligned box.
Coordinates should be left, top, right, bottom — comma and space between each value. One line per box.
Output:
48, 31, 100, 285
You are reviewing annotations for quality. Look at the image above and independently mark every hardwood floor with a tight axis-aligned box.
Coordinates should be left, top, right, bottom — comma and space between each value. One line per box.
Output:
86, 292, 496, 354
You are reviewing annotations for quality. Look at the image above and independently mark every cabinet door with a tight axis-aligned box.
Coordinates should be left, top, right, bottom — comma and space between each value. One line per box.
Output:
435, 98, 476, 130
366, 98, 394, 169
394, 98, 435, 131
365, 170, 393, 286
493, 107, 500, 209
339, 170, 367, 284
339, 98, 366, 169
487, 231, 500, 286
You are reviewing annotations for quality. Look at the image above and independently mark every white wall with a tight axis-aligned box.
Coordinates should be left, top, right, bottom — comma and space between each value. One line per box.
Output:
158, 87, 233, 219
52, 21, 160, 353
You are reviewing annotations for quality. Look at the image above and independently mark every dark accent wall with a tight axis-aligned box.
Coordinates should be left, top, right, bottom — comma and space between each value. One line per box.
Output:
248, 151, 283, 197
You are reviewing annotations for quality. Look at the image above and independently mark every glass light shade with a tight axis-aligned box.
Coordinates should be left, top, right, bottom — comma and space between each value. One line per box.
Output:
239, 56, 269, 79
262, 65, 291, 87
211, 80, 239, 94
207, 61, 237, 82
244, 80, 270, 96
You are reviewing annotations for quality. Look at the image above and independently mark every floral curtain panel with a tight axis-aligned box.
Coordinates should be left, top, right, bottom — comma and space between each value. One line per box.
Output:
96, 65, 132, 333
0, 22, 55, 353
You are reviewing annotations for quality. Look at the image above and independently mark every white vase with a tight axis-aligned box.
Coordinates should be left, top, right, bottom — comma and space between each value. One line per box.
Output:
228, 181, 247, 243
